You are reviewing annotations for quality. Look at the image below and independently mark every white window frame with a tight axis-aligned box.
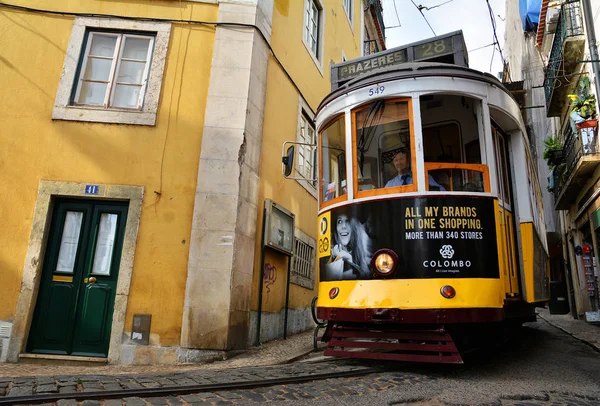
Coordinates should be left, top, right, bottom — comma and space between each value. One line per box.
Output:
74, 32, 154, 110
343, 0, 354, 29
53, 17, 171, 126
291, 228, 316, 290
296, 96, 318, 199
302, 0, 325, 75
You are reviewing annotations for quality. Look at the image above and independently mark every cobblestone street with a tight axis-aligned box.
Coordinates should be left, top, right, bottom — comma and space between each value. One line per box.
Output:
2, 315, 600, 405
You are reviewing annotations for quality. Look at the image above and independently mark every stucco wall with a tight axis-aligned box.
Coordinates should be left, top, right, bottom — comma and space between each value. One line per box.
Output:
0, 0, 217, 348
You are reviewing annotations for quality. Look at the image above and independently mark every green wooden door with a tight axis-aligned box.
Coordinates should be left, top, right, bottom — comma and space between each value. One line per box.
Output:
27, 199, 128, 358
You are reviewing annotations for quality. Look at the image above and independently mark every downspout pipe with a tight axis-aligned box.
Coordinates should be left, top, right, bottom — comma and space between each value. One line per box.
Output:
582, 0, 600, 101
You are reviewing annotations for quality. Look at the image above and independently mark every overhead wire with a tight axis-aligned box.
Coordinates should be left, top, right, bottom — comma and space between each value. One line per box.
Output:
417, 0, 454, 11
410, 0, 436, 36
485, 0, 505, 68
468, 42, 496, 52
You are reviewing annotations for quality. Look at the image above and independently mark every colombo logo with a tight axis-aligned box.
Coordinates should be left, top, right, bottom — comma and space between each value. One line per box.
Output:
423, 244, 471, 268
439, 245, 455, 259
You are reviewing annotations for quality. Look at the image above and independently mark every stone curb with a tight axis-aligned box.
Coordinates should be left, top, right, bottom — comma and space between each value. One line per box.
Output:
276, 344, 326, 365
537, 312, 600, 354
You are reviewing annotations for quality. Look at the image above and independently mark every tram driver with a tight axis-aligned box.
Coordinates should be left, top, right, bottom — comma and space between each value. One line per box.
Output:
385, 148, 445, 190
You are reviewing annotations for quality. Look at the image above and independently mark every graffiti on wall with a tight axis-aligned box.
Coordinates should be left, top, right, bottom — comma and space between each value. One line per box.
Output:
263, 262, 277, 302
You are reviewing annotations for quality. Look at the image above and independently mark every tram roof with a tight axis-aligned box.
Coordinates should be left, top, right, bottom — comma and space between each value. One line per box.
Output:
317, 62, 517, 114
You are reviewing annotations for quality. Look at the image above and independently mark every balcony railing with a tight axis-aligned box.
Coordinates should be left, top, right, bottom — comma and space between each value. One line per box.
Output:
553, 123, 600, 209
543, 0, 585, 117
364, 40, 380, 56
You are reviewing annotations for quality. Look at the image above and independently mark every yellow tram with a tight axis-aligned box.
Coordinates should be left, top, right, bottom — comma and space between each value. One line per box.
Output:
283, 32, 549, 363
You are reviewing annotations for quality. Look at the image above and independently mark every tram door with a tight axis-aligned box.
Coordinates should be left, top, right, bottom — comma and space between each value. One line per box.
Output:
493, 127, 520, 296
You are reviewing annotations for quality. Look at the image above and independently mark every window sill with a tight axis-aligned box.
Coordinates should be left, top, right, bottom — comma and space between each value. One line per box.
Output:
52, 106, 157, 126
291, 274, 314, 289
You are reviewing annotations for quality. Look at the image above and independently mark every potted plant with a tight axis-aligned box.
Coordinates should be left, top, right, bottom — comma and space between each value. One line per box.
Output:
568, 78, 598, 131
568, 91, 598, 154
543, 135, 563, 167
568, 93, 597, 120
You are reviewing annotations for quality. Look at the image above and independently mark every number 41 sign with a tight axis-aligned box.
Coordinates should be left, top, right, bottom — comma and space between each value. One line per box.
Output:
85, 184, 99, 195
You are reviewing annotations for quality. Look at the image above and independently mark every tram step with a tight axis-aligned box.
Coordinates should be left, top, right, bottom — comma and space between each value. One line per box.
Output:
324, 325, 463, 364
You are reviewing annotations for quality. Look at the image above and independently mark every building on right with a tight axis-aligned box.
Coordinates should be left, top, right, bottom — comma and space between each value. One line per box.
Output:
526, 0, 600, 319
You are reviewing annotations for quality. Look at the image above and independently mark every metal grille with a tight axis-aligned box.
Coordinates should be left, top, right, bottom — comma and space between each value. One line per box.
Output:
0, 323, 11, 338
292, 237, 315, 289
364, 40, 380, 56
543, 0, 583, 108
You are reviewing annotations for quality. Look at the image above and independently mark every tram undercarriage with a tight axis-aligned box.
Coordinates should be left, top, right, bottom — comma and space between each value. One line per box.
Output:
318, 304, 537, 364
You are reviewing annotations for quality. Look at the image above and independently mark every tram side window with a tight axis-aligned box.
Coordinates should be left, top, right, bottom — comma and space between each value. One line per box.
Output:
493, 127, 511, 205
321, 116, 347, 204
355, 100, 414, 192
421, 95, 485, 192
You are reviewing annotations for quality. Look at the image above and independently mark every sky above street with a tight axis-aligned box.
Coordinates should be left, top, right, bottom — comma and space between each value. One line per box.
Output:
381, 0, 507, 76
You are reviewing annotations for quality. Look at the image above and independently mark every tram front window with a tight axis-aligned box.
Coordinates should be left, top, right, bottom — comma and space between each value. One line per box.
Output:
421, 94, 486, 193
320, 115, 347, 205
355, 99, 416, 194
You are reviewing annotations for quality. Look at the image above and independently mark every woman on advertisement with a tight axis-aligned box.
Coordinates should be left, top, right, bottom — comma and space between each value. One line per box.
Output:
324, 211, 372, 280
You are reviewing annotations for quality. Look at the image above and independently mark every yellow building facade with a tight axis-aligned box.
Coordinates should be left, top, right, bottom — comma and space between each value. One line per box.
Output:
0, 0, 385, 364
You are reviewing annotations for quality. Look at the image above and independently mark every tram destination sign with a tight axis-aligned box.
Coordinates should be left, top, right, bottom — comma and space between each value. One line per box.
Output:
318, 197, 499, 281
331, 31, 468, 91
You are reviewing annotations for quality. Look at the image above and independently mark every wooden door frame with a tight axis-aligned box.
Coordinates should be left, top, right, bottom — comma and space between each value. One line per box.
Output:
8, 180, 143, 364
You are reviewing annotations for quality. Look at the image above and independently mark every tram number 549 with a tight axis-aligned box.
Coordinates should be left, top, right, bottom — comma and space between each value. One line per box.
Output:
368, 86, 385, 97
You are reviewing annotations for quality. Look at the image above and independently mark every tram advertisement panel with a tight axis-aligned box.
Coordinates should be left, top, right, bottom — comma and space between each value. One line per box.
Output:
318, 197, 499, 281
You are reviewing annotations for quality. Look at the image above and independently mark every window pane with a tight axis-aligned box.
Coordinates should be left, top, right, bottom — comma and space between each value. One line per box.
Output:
354, 101, 412, 191
305, 1, 311, 43
89, 34, 117, 57
91, 213, 118, 276
83, 57, 113, 81
111, 84, 141, 108
116, 60, 146, 84
423, 123, 462, 163
428, 169, 485, 192
55, 211, 83, 274
299, 115, 316, 180
498, 134, 511, 204
122, 37, 151, 60
78, 82, 108, 105
321, 116, 346, 203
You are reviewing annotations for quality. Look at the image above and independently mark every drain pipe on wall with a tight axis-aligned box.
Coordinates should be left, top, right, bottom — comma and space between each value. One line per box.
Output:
582, 0, 600, 100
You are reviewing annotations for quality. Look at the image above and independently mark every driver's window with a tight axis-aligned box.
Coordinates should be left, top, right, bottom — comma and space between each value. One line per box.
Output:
420, 95, 486, 193
354, 99, 415, 196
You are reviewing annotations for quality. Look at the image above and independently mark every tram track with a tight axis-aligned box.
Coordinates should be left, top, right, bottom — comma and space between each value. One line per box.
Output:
0, 365, 381, 405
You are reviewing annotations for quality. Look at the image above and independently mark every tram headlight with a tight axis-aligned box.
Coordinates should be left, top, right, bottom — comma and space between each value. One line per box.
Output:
371, 249, 399, 277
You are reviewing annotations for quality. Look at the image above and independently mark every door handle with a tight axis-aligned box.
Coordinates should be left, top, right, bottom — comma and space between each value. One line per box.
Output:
84, 277, 97, 284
